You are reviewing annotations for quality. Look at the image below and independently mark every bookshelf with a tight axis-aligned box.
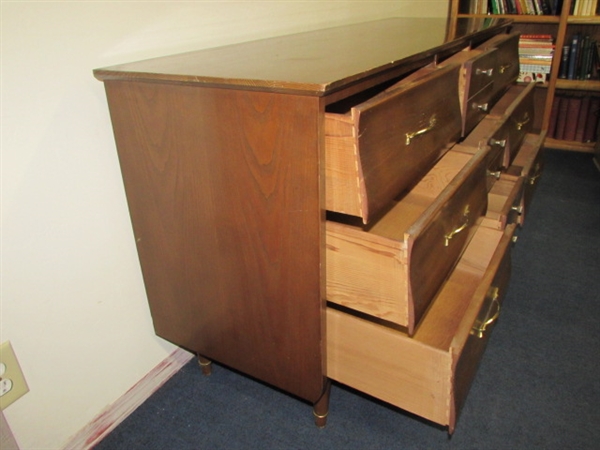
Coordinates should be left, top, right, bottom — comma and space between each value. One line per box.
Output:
448, 0, 600, 153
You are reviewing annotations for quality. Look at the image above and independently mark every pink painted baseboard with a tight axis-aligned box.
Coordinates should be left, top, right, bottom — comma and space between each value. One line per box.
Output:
63, 348, 193, 450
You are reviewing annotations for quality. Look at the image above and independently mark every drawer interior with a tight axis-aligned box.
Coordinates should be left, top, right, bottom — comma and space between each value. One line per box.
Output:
327, 223, 515, 429
326, 149, 488, 332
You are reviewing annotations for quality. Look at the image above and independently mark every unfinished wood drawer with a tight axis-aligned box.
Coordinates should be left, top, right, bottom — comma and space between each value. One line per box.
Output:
482, 174, 524, 230
463, 83, 536, 166
325, 64, 463, 223
326, 148, 488, 334
327, 223, 516, 433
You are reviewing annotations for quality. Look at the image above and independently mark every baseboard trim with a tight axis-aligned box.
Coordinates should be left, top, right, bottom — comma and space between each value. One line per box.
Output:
62, 348, 193, 450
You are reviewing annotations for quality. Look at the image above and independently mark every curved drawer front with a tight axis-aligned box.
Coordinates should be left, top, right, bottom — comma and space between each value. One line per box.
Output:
506, 132, 545, 225
463, 82, 494, 137
325, 64, 462, 223
465, 83, 536, 166
407, 150, 488, 328
492, 91, 535, 164
451, 142, 506, 191
450, 223, 515, 431
480, 32, 520, 101
464, 48, 497, 99
326, 149, 488, 334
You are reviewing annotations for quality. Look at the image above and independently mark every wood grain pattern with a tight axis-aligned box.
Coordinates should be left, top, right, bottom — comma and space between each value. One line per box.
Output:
482, 174, 524, 230
325, 148, 488, 334
326, 223, 514, 430
104, 80, 325, 402
94, 18, 512, 97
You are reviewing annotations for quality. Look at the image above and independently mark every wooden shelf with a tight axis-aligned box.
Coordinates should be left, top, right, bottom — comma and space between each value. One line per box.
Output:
555, 79, 600, 91
451, 1, 600, 153
544, 137, 596, 152
456, 13, 560, 23
568, 16, 600, 24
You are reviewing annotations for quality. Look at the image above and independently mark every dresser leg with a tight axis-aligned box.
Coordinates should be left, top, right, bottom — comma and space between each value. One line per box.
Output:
312, 379, 331, 428
197, 354, 212, 376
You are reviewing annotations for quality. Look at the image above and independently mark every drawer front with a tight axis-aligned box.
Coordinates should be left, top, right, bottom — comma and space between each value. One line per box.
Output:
481, 84, 536, 165
325, 64, 463, 223
463, 82, 494, 137
451, 142, 506, 191
464, 48, 497, 99
407, 151, 488, 327
484, 144, 506, 191
451, 223, 515, 431
507, 133, 545, 225
481, 32, 520, 101
326, 149, 488, 334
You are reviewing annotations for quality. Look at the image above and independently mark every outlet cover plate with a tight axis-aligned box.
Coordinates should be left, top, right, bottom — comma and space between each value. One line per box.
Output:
0, 341, 29, 410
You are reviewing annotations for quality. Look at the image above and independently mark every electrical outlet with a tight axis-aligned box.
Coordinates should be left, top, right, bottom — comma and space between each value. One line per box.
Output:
0, 341, 29, 410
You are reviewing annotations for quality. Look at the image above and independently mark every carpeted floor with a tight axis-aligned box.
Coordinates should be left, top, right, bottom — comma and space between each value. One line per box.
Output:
95, 149, 600, 450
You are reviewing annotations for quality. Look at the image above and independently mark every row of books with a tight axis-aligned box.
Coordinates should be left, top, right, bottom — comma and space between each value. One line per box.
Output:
471, 0, 600, 15
547, 94, 599, 141
558, 34, 600, 80
519, 34, 555, 79
488, 0, 559, 14
570, 0, 599, 15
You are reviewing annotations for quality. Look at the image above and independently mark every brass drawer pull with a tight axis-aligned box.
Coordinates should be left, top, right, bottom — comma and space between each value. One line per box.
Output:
514, 112, 530, 131
499, 63, 512, 74
511, 205, 523, 214
405, 114, 437, 145
444, 205, 470, 247
476, 68, 494, 77
529, 162, 542, 185
471, 287, 501, 339
473, 102, 489, 112
489, 138, 507, 148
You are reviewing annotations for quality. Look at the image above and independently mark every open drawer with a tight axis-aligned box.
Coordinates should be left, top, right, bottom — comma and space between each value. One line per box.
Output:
462, 83, 536, 167
326, 149, 488, 334
327, 222, 517, 433
325, 64, 463, 223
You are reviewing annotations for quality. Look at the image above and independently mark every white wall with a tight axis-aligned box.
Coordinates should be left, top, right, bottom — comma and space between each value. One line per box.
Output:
1, 1, 449, 448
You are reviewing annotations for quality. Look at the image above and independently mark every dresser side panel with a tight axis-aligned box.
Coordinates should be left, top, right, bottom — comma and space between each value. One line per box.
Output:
103, 80, 325, 402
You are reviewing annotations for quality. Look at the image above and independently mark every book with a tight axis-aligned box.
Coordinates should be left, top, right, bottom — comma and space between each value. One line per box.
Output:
567, 34, 581, 80
575, 96, 591, 142
583, 97, 600, 142
563, 96, 582, 141
547, 96, 561, 138
554, 95, 569, 140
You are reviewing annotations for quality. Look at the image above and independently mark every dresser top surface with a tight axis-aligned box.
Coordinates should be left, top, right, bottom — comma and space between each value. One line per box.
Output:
94, 17, 510, 95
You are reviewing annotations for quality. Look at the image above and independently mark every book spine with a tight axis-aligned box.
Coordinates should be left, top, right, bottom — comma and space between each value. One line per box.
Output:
568, 34, 580, 80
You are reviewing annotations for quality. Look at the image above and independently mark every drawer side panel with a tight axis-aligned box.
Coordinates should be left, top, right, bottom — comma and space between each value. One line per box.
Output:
327, 307, 452, 426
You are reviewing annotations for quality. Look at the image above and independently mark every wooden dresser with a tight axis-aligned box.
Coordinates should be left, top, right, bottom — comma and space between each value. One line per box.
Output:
94, 17, 544, 433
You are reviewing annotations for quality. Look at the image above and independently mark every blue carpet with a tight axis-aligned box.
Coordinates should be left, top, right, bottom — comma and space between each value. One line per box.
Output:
95, 149, 600, 450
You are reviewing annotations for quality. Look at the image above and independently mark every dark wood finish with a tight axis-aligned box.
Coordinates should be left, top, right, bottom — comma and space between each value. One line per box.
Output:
408, 147, 488, 328
103, 80, 325, 403
451, 223, 514, 432
480, 32, 521, 105
355, 65, 463, 223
